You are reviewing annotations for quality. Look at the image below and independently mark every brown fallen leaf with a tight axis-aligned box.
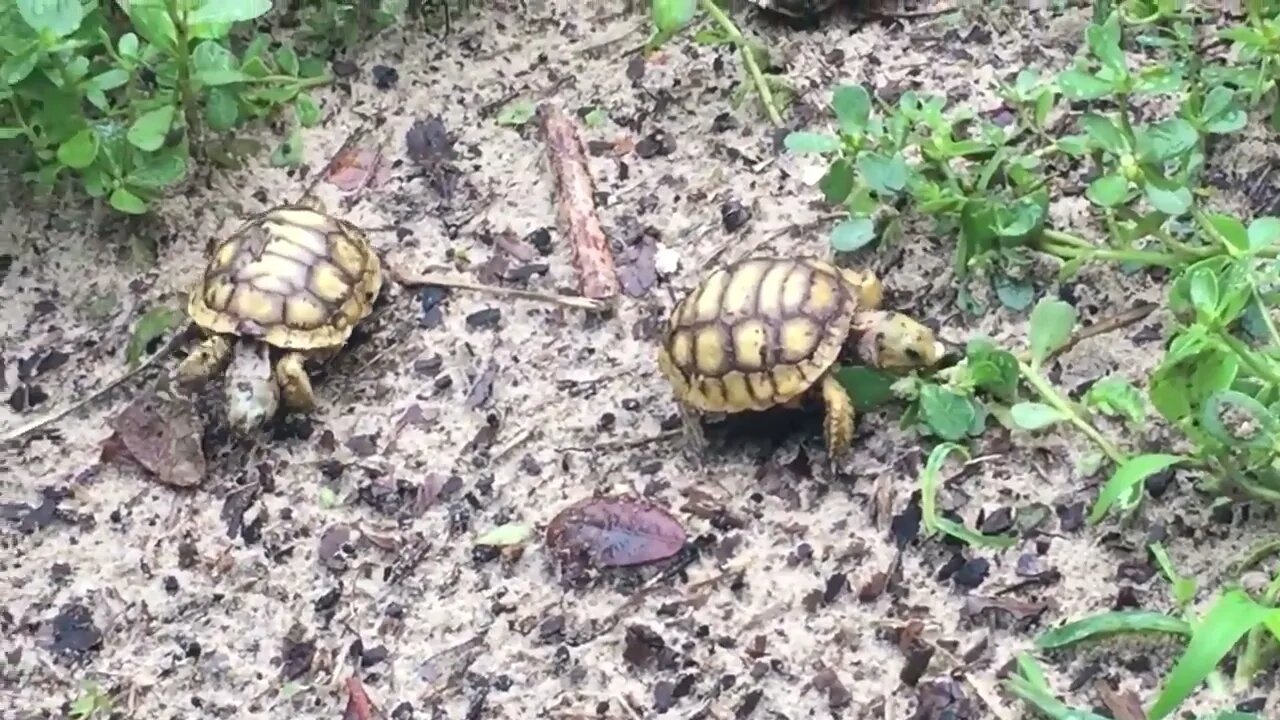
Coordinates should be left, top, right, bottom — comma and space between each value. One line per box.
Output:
1097, 683, 1145, 720
961, 596, 1047, 630
546, 495, 686, 568
101, 390, 206, 488
615, 239, 658, 298
342, 675, 373, 720
326, 143, 383, 193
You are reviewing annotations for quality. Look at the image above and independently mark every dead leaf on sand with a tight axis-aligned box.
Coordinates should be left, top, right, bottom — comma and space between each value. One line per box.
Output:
325, 143, 384, 193
342, 675, 373, 720
1097, 684, 1145, 720
545, 495, 686, 568
100, 391, 206, 488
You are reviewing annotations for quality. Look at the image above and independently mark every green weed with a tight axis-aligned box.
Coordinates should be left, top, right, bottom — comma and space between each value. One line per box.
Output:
646, 0, 787, 126
0, 0, 332, 216
796, 3, 1280, 715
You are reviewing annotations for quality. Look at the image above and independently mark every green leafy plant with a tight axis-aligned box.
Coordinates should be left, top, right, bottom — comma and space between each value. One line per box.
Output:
646, 0, 786, 125
0, 0, 331, 216
786, 6, 1280, 713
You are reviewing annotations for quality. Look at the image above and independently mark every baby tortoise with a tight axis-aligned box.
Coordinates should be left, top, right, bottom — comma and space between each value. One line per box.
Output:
176, 201, 382, 434
746, 0, 839, 18
657, 256, 944, 459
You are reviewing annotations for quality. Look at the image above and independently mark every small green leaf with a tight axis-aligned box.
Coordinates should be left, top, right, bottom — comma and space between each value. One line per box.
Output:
496, 100, 536, 127
57, 128, 98, 169
834, 365, 896, 409
1086, 173, 1130, 207
831, 84, 871, 136
17, 0, 84, 37
919, 385, 978, 441
1089, 453, 1185, 524
783, 131, 841, 154
1246, 217, 1280, 250
187, 0, 273, 24
830, 216, 875, 252
965, 339, 1019, 402
270, 127, 304, 167
1086, 12, 1126, 74
1144, 179, 1192, 216
109, 187, 148, 214
1035, 610, 1191, 650
127, 105, 176, 152
475, 522, 534, 547
205, 87, 239, 130
1200, 390, 1279, 450
1203, 212, 1249, 252
1084, 376, 1145, 424
818, 159, 853, 204
1057, 68, 1115, 100
118, 32, 139, 59
294, 94, 321, 127
274, 45, 300, 76
125, 306, 182, 366
123, 0, 177, 50
127, 153, 187, 189
857, 152, 909, 194
90, 69, 130, 92
651, 0, 696, 35
1010, 402, 1067, 430
0, 127, 26, 140
1028, 297, 1077, 366
1080, 113, 1127, 154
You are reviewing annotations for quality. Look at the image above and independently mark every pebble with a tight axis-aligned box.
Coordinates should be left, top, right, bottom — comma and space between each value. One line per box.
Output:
654, 245, 680, 276
466, 308, 502, 330
371, 64, 399, 90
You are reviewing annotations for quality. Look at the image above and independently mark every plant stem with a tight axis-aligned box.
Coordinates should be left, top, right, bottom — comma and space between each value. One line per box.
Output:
1018, 360, 1129, 466
1037, 238, 1187, 267
1217, 331, 1280, 385
697, 0, 783, 127
167, 0, 201, 152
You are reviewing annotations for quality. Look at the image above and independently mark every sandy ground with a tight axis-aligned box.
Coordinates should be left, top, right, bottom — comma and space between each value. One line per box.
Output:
4, 1, 1280, 718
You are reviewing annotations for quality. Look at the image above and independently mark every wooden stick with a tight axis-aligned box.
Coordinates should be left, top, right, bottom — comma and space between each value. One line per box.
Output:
0, 327, 189, 446
387, 266, 608, 311
536, 103, 620, 301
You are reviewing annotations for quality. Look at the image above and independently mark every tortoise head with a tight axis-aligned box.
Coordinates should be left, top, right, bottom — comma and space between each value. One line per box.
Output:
849, 311, 945, 371
839, 268, 883, 310
224, 340, 280, 435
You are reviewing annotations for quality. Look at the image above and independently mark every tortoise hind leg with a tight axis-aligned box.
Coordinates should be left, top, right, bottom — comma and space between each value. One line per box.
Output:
819, 372, 857, 461
176, 335, 233, 389
677, 402, 709, 468
275, 352, 317, 413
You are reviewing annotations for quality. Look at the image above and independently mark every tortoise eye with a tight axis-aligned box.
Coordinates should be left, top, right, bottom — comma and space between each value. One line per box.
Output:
905, 348, 922, 362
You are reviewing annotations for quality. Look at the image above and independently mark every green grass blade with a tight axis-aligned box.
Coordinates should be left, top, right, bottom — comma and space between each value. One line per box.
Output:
1149, 590, 1280, 720
1004, 653, 1112, 720
1035, 610, 1192, 650
1088, 453, 1187, 523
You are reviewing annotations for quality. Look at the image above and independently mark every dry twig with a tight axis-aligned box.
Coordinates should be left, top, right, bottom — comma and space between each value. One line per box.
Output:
0, 329, 189, 447
537, 102, 621, 300
387, 265, 607, 311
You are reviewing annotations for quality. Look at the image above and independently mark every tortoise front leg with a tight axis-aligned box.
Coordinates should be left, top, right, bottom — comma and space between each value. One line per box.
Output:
819, 372, 856, 462
176, 335, 233, 390
275, 352, 317, 413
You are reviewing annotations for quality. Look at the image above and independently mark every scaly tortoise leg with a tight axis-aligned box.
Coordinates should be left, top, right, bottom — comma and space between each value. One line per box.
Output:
678, 402, 709, 468
275, 352, 317, 413
819, 372, 857, 464
175, 335, 233, 390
